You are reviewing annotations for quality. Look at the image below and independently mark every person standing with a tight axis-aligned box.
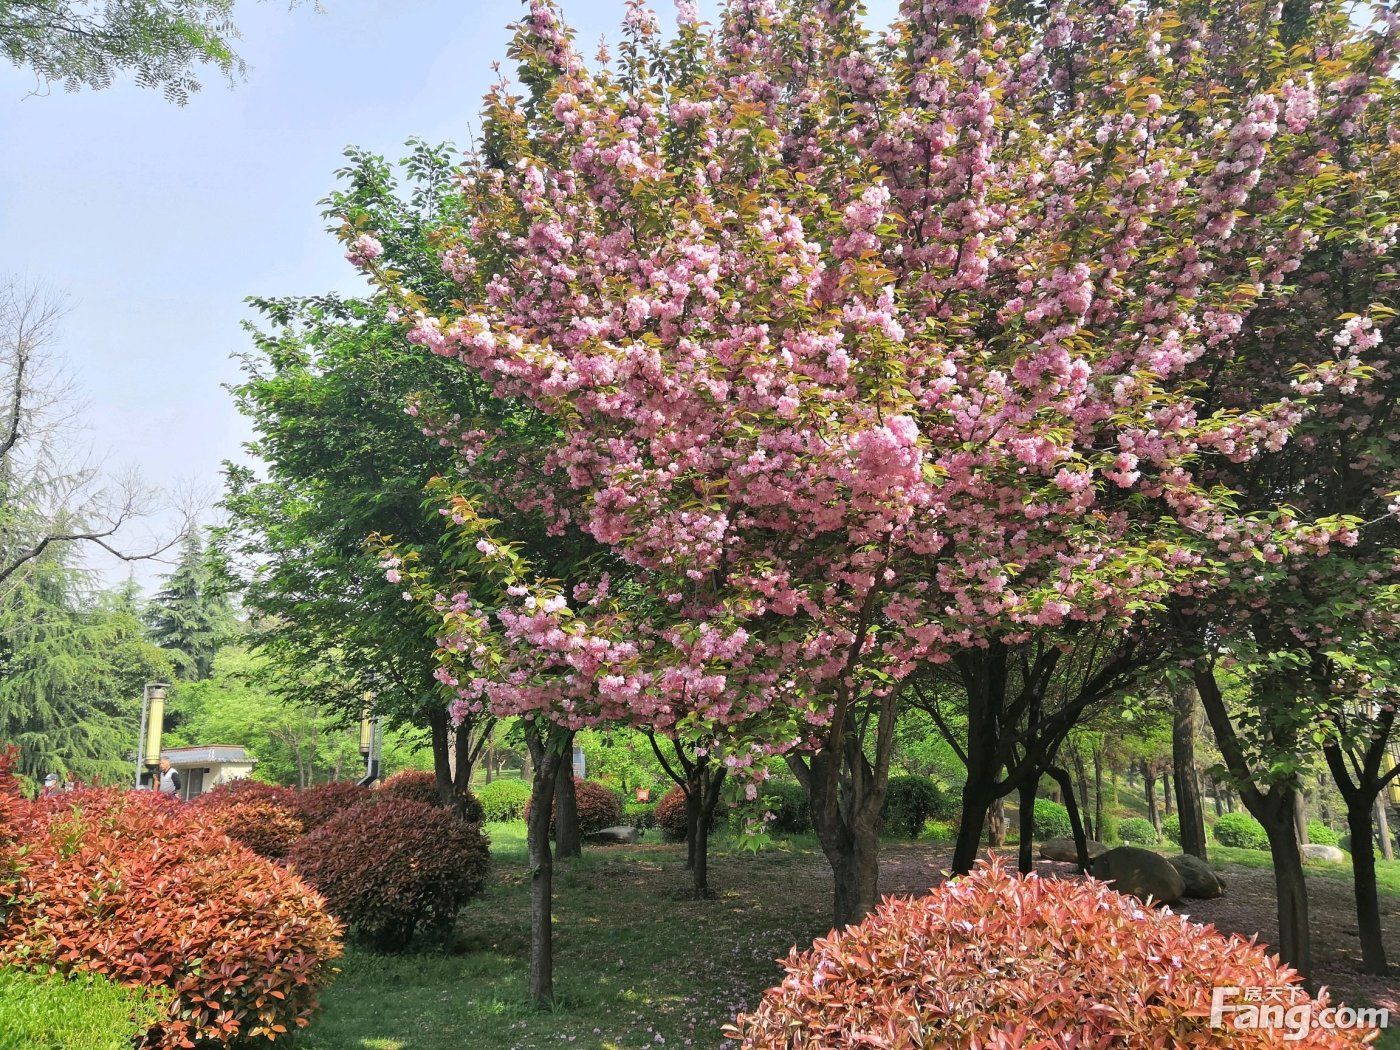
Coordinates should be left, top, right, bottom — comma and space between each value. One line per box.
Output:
157, 758, 182, 798
40, 773, 61, 797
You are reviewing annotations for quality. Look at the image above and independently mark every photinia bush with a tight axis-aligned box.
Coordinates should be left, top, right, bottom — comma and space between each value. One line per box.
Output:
525, 778, 623, 834
378, 769, 484, 822
290, 780, 372, 832
0, 788, 342, 1049
193, 778, 296, 808
290, 797, 490, 951
198, 796, 305, 859
729, 857, 1370, 1047
655, 786, 691, 842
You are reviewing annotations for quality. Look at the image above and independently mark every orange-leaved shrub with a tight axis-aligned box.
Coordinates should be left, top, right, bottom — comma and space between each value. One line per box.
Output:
290, 780, 372, 831
0, 787, 342, 1049
194, 778, 296, 808
728, 856, 1370, 1048
198, 795, 305, 859
290, 797, 490, 951
525, 778, 624, 834
0, 745, 20, 849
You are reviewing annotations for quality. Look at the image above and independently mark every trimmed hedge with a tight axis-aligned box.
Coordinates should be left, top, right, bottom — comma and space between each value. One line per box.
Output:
729, 857, 1370, 1047
0, 787, 342, 1048
881, 775, 945, 839
1213, 812, 1269, 850
290, 780, 373, 832
1118, 816, 1159, 846
0, 967, 168, 1050
377, 770, 484, 822
478, 778, 533, 822
291, 797, 490, 951
1031, 798, 1071, 841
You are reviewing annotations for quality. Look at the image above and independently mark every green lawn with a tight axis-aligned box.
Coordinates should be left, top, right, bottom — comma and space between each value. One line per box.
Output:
296, 824, 1400, 1050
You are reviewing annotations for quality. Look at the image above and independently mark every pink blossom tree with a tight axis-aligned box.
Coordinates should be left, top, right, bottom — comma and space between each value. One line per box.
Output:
358, 0, 1393, 945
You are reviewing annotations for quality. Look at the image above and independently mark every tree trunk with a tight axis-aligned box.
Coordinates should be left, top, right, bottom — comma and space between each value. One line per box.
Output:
987, 798, 1007, 847
1093, 748, 1105, 844
451, 721, 480, 819
1376, 797, 1395, 863
1142, 760, 1160, 834
1172, 684, 1208, 860
1163, 769, 1174, 816
1048, 765, 1092, 872
1210, 774, 1225, 818
1294, 790, 1309, 846
953, 774, 994, 874
689, 764, 725, 900
554, 760, 581, 860
1262, 797, 1313, 977
1017, 778, 1036, 874
684, 789, 699, 870
1346, 802, 1389, 975
525, 728, 567, 1006
429, 707, 455, 806
1072, 749, 1094, 840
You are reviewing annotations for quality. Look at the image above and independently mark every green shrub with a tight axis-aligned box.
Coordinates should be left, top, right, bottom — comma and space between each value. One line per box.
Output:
1161, 813, 1180, 844
1031, 798, 1071, 841
0, 968, 167, 1050
1213, 812, 1268, 850
922, 820, 956, 844
881, 776, 945, 839
1118, 816, 1158, 846
1098, 813, 1119, 845
1306, 819, 1340, 847
478, 779, 532, 822
766, 781, 811, 834
624, 800, 657, 829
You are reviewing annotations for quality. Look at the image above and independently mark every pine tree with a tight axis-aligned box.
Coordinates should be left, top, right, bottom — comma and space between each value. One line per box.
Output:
146, 530, 230, 680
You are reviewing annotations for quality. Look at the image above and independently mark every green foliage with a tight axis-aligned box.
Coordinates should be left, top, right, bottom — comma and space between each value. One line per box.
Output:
1306, 819, 1341, 847
880, 775, 945, 839
765, 781, 811, 834
146, 529, 232, 681
1118, 817, 1159, 846
0, 0, 310, 104
1213, 812, 1269, 850
478, 779, 532, 822
1031, 799, 1072, 841
623, 800, 657, 829
0, 967, 167, 1050
576, 728, 666, 796
1161, 813, 1180, 844
922, 820, 957, 844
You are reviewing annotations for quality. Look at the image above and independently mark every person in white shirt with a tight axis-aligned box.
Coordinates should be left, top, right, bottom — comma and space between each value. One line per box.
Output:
157, 758, 182, 798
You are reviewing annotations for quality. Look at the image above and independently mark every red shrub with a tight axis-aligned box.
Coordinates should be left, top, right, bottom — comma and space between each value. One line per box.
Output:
378, 769, 443, 806
525, 778, 624, 834
655, 786, 690, 842
0, 788, 342, 1049
291, 780, 372, 831
194, 777, 295, 807
729, 856, 1370, 1048
290, 797, 490, 951
0, 744, 20, 848
200, 796, 305, 859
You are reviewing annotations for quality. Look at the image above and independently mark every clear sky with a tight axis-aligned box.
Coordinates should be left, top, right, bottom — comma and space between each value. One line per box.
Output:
0, 0, 894, 587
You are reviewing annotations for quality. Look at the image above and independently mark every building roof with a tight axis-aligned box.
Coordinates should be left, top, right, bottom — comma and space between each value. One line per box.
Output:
160, 745, 256, 766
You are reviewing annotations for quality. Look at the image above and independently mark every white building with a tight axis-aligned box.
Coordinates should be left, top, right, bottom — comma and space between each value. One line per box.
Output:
159, 745, 257, 800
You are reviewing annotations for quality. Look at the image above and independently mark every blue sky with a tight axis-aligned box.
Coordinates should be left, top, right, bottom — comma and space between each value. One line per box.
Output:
0, 0, 894, 587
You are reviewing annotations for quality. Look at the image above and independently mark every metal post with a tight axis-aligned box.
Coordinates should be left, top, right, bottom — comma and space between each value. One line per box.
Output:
136, 682, 170, 790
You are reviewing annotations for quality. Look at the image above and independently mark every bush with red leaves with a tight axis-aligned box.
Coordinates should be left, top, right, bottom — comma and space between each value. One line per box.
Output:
729, 856, 1371, 1048
290, 797, 490, 951
655, 786, 690, 841
290, 780, 372, 831
525, 778, 624, 834
194, 778, 295, 808
199, 796, 305, 859
377, 770, 485, 823
0, 745, 20, 849
0, 788, 342, 1049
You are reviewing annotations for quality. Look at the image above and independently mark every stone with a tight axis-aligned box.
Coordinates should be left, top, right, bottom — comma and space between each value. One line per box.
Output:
588, 825, 641, 845
1039, 837, 1108, 863
1302, 843, 1346, 864
1168, 854, 1226, 898
1090, 846, 1186, 905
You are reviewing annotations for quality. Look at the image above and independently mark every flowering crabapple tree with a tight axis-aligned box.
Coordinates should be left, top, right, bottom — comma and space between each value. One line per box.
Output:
355, 0, 1390, 939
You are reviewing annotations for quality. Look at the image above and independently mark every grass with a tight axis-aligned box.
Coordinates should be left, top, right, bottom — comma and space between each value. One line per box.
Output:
0, 967, 166, 1050
296, 823, 1400, 1050
1208, 844, 1400, 896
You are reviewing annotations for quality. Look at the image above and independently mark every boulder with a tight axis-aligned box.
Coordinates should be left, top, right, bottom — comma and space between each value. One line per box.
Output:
1090, 846, 1185, 905
1168, 854, 1226, 899
1302, 843, 1347, 864
1039, 837, 1108, 863
587, 825, 641, 845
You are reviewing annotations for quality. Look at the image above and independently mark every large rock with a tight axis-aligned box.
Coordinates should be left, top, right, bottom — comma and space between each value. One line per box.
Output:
1090, 846, 1185, 905
1168, 854, 1226, 899
588, 825, 641, 845
1302, 843, 1346, 864
1039, 837, 1107, 863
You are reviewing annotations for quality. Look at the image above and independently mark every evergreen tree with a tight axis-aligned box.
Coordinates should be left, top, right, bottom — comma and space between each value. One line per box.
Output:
146, 529, 230, 680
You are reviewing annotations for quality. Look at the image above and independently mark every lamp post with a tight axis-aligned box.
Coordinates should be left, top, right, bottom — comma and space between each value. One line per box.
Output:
135, 682, 171, 789
356, 704, 381, 786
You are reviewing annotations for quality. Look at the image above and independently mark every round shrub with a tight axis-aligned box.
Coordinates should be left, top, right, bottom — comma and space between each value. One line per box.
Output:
478, 778, 532, 821
292, 780, 373, 831
1307, 819, 1341, 847
525, 778, 624, 833
290, 797, 490, 951
1118, 816, 1159, 846
378, 769, 443, 806
199, 795, 304, 859
1214, 812, 1269, 850
728, 856, 1369, 1047
880, 775, 945, 839
193, 777, 294, 808
922, 820, 956, 844
765, 781, 811, 834
0, 788, 342, 1048
1031, 798, 1071, 841
655, 786, 690, 841
1161, 812, 1180, 844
